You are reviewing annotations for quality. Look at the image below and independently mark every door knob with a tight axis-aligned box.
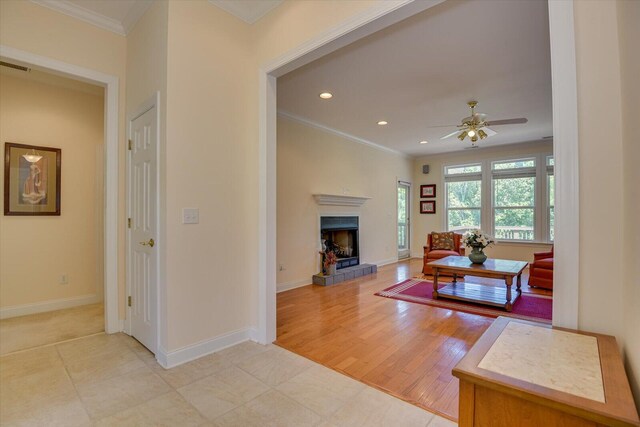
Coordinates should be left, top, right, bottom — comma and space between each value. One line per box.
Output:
140, 238, 155, 247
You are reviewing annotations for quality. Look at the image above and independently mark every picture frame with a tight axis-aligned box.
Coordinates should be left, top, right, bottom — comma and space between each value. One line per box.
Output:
420, 200, 436, 214
4, 142, 61, 216
420, 184, 436, 198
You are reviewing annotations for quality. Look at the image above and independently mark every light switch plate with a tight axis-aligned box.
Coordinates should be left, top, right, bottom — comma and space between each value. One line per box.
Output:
182, 208, 199, 224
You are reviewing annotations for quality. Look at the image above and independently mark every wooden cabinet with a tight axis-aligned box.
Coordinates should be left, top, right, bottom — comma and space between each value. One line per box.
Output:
453, 317, 639, 426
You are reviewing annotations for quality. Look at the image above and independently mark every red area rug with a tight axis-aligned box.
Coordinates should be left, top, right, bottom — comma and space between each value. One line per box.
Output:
375, 279, 552, 323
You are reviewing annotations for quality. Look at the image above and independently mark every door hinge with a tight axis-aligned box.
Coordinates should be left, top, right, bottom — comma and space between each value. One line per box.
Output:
128, 218, 132, 228
128, 296, 132, 307
128, 139, 132, 150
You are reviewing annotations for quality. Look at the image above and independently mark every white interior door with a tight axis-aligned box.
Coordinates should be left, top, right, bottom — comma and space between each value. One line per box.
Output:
398, 181, 410, 259
128, 106, 157, 353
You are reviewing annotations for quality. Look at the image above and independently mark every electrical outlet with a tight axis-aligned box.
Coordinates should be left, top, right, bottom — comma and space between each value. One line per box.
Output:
59, 274, 69, 285
279, 264, 286, 271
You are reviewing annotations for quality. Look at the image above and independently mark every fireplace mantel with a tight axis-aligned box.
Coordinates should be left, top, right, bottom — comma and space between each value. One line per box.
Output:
313, 194, 371, 207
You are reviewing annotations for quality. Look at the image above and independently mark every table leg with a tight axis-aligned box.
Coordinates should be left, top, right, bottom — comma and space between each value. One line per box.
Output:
433, 269, 439, 299
517, 273, 522, 293
505, 276, 513, 312
452, 273, 458, 286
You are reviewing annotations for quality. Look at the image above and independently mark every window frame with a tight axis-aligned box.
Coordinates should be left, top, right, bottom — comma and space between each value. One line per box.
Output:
546, 155, 555, 242
442, 152, 554, 244
444, 163, 483, 235
491, 158, 537, 242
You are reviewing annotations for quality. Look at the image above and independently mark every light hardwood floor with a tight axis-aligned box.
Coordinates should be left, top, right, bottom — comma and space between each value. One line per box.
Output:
276, 258, 549, 421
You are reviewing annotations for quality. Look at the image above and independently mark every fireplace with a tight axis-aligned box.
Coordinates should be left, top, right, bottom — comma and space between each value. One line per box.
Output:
320, 216, 359, 270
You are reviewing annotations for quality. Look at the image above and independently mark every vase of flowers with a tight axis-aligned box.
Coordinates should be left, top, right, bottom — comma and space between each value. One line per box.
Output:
463, 229, 495, 264
319, 250, 337, 275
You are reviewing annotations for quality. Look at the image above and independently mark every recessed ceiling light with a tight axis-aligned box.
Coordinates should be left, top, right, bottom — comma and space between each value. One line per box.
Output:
319, 92, 333, 99
420, 140, 428, 144
377, 121, 388, 126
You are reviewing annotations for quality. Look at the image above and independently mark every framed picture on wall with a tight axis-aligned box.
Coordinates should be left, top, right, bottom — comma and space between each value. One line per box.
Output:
420, 184, 436, 198
420, 200, 436, 214
4, 142, 61, 216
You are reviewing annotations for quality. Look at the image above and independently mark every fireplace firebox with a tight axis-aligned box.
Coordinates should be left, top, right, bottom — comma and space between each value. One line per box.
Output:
320, 216, 359, 270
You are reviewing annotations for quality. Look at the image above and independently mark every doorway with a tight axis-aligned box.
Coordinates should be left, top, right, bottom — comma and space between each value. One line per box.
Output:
1, 45, 121, 335
397, 181, 411, 259
0, 61, 106, 354
258, 0, 580, 343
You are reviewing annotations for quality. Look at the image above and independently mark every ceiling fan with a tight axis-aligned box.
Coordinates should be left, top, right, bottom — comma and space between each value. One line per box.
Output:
434, 101, 528, 143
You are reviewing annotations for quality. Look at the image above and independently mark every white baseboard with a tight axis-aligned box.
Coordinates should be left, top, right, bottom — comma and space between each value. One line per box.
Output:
155, 327, 256, 369
276, 279, 311, 293
0, 294, 102, 319
373, 257, 398, 267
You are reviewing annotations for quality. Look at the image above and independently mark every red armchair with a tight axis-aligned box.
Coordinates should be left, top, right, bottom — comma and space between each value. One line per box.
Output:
422, 232, 465, 275
529, 247, 554, 290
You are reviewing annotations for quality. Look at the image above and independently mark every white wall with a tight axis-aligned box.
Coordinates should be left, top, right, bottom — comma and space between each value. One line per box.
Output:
411, 141, 553, 262
0, 72, 104, 313
163, 0, 255, 351
618, 0, 640, 405
573, 0, 639, 405
276, 116, 412, 291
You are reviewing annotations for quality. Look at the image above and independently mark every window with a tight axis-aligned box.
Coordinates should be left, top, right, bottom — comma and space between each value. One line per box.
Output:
492, 158, 536, 241
445, 163, 482, 233
547, 156, 554, 241
444, 153, 554, 243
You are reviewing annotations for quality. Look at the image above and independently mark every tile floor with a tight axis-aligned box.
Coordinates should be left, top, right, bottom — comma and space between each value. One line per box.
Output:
0, 333, 457, 426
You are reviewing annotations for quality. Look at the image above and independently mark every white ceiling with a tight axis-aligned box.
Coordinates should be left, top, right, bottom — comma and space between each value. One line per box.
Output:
31, 0, 282, 35
209, 0, 283, 24
277, 0, 553, 156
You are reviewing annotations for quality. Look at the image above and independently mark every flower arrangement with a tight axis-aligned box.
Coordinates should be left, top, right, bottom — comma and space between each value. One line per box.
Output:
319, 250, 337, 273
463, 229, 495, 249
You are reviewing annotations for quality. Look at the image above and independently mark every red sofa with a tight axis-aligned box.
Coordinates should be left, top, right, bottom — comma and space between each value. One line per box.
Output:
529, 247, 554, 290
422, 233, 465, 275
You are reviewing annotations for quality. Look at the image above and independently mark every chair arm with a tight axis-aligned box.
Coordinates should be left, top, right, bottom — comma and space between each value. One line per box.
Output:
533, 251, 554, 261
459, 247, 465, 256
423, 245, 430, 255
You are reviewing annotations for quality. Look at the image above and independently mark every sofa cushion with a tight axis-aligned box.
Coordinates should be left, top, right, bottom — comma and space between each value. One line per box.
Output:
428, 249, 460, 259
534, 258, 554, 269
431, 232, 455, 250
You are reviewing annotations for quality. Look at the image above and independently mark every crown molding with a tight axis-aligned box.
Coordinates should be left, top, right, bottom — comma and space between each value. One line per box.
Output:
277, 110, 410, 159
30, 0, 152, 36
31, 0, 125, 35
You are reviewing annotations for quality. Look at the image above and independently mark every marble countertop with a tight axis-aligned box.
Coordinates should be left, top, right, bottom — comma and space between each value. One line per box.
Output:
477, 321, 605, 402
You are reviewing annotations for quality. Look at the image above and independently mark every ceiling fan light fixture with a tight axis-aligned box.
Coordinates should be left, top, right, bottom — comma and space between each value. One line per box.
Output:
457, 132, 466, 141
471, 135, 478, 143
478, 129, 488, 139
467, 129, 476, 138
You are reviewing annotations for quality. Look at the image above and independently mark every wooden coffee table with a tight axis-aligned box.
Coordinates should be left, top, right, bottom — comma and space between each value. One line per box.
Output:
428, 256, 528, 312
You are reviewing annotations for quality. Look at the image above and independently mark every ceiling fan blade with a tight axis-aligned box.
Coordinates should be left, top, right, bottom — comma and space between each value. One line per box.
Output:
480, 127, 497, 137
440, 130, 461, 140
488, 118, 528, 126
